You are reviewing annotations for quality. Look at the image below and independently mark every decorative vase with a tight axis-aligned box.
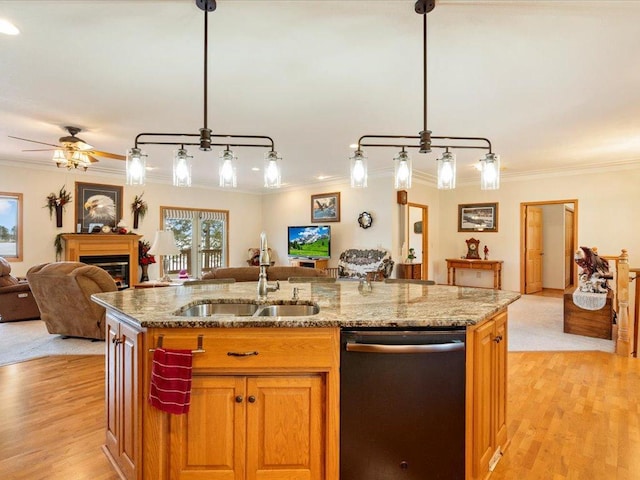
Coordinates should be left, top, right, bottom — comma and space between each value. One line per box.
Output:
55, 204, 63, 228
133, 211, 140, 229
140, 264, 149, 282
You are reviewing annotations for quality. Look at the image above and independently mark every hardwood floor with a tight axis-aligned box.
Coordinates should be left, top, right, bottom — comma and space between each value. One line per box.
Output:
1, 352, 639, 479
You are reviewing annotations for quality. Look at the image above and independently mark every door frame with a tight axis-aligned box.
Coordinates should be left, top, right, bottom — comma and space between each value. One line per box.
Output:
519, 199, 578, 294
407, 202, 429, 280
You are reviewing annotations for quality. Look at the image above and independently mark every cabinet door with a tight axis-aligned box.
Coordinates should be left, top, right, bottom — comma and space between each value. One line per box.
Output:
104, 316, 139, 480
493, 311, 508, 450
246, 376, 324, 480
470, 319, 495, 478
170, 376, 246, 480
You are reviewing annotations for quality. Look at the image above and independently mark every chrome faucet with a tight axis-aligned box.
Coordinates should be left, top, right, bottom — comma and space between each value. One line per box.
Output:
257, 232, 279, 300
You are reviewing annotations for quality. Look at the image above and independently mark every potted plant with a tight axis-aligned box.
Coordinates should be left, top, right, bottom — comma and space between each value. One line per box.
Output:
138, 239, 156, 282
406, 248, 416, 264
45, 185, 72, 228
131, 193, 148, 229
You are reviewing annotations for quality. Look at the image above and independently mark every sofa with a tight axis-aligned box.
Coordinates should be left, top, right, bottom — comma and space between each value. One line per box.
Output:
337, 248, 394, 280
26, 262, 118, 340
203, 266, 328, 282
0, 256, 41, 322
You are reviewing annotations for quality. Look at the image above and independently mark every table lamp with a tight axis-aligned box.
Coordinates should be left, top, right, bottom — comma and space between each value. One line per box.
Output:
148, 230, 180, 282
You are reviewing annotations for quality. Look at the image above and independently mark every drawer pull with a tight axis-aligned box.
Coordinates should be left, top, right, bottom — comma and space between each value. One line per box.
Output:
493, 335, 503, 343
248, 395, 256, 403
227, 351, 259, 357
235, 395, 244, 403
148, 334, 206, 354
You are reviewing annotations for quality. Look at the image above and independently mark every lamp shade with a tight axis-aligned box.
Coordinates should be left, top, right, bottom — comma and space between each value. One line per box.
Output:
436, 151, 456, 190
173, 148, 193, 187
264, 151, 281, 188
126, 148, 146, 186
350, 150, 368, 188
393, 149, 412, 190
148, 230, 180, 256
480, 153, 500, 190
219, 149, 237, 188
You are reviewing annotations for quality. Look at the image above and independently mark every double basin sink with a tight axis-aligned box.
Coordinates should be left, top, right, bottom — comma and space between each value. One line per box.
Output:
175, 301, 319, 318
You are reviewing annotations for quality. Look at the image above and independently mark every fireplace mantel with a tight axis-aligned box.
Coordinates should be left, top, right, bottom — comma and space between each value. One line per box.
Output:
61, 234, 141, 287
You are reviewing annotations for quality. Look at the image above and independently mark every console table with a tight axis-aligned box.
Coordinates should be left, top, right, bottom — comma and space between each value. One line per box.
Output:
446, 258, 503, 290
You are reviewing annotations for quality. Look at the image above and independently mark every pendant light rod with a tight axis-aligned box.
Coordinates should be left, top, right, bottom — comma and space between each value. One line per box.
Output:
349, 0, 499, 190
129, 0, 281, 189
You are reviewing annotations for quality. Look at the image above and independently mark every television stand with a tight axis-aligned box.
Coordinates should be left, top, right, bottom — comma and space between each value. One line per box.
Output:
290, 258, 328, 270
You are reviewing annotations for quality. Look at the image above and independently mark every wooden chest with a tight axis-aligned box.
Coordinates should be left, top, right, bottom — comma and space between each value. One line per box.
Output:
563, 289, 613, 340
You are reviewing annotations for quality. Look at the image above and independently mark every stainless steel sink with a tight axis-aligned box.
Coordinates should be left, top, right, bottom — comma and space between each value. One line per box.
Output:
255, 304, 320, 317
176, 303, 259, 317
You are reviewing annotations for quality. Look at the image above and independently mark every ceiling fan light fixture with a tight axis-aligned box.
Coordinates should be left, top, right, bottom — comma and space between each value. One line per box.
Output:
349, 150, 368, 188
393, 149, 412, 190
173, 148, 193, 187
436, 151, 456, 190
52, 149, 67, 168
126, 148, 147, 185
219, 149, 237, 188
264, 151, 281, 189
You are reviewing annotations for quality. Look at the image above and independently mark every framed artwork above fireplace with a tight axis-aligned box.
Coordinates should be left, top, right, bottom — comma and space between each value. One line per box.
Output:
75, 182, 123, 233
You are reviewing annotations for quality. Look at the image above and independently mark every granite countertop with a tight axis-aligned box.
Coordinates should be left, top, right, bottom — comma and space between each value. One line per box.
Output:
92, 281, 521, 329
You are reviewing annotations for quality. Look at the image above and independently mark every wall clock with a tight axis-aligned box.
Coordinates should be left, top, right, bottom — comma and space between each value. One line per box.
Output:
465, 238, 481, 259
358, 212, 373, 229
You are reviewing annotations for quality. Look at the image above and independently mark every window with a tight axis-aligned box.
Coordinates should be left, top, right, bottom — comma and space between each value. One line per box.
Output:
160, 207, 229, 279
0, 192, 22, 261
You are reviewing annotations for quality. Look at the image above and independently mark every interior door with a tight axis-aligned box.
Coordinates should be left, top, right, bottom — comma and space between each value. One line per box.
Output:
407, 203, 428, 280
564, 207, 575, 288
525, 206, 543, 294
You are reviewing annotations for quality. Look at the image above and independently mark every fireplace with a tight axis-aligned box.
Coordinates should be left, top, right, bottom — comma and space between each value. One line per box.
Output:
61, 233, 141, 287
80, 254, 130, 289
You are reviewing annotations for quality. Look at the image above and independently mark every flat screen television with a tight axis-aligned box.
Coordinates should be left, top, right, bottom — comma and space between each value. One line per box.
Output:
287, 225, 331, 259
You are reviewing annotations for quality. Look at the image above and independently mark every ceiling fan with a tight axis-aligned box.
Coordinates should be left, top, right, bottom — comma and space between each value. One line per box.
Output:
9, 126, 126, 171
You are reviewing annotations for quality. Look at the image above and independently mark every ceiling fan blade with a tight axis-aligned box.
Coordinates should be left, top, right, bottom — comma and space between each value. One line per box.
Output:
87, 155, 100, 164
22, 148, 56, 152
8, 135, 60, 148
92, 150, 126, 160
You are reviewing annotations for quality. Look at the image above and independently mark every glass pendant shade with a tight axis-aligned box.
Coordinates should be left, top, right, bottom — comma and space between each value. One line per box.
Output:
480, 153, 500, 190
350, 150, 368, 188
264, 151, 281, 188
219, 149, 237, 188
393, 150, 412, 189
173, 148, 193, 187
52, 149, 66, 168
126, 148, 146, 185
436, 151, 456, 190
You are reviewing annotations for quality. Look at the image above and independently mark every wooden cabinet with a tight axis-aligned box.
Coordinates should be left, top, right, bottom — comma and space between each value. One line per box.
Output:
396, 262, 421, 279
466, 310, 508, 479
169, 375, 324, 479
105, 313, 142, 480
136, 328, 340, 480
290, 258, 328, 270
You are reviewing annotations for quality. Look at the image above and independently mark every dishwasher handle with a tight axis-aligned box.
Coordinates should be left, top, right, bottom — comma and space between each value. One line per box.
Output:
345, 341, 464, 354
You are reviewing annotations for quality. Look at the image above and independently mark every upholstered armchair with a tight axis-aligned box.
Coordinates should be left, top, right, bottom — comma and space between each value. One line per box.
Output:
0, 256, 41, 322
26, 262, 118, 340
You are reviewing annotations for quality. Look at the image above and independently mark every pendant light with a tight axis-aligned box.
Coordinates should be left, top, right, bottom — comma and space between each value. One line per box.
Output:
350, 0, 499, 190
126, 148, 146, 185
129, 0, 282, 189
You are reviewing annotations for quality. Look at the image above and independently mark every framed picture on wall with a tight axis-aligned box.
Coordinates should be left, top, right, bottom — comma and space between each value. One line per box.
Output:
311, 192, 340, 223
75, 182, 123, 232
458, 203, 498, 232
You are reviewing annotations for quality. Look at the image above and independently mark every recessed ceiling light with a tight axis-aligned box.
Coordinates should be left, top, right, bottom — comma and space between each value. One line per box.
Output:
349, 143, 358, 149
317, 175, 329, 180
0, 19, 20, 35
251, 167, 260, 172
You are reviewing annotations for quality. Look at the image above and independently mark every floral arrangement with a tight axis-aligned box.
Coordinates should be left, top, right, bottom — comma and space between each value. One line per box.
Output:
406, 247, 416, 262
45, 185, 72, 218
131, 193, 148, 228
138, 240, 156, 266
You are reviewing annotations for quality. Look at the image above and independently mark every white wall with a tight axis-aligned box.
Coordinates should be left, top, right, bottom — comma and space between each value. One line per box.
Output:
435, 166, 640, 291
0, 163, 262, 278
261, 176, 397, 268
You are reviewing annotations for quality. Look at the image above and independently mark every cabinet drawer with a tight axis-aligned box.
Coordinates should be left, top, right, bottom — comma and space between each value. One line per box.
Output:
148, 328, 338, 371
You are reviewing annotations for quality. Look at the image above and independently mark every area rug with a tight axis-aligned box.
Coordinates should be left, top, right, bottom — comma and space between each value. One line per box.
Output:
507, 294, 615, 353
0, 319, 104, 366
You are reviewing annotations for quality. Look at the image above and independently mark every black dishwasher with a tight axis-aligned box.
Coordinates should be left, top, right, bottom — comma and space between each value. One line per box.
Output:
340, 328, 466, 480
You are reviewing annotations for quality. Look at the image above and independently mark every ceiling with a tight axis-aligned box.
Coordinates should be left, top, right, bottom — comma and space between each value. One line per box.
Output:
1, 0, 639, 192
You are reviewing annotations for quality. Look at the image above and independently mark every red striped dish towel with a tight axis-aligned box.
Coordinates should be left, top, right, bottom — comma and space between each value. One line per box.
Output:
149, 348, 193, 414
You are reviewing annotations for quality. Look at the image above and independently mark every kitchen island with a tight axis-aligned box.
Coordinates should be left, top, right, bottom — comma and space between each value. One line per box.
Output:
93, 281, 520, 480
